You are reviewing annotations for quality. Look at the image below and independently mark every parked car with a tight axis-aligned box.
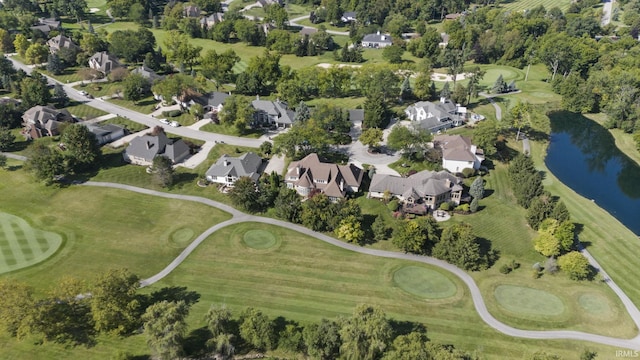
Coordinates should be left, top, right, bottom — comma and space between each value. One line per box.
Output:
170, 121, 181, 127
78, 90, 88, 96
159, 118, 170, 125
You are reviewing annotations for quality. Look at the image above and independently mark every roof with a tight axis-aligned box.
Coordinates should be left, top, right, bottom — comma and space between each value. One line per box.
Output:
405, 100, 461, 132
23, 105, 72, 124
434, 134, 479, 162
46, 35, 79, 52
85, 123, 124, 137
196, 92, 230, 108
370, 170, 461, 197
362, 33, 393, 44
124, 130, 189, 163
89, 51, 121, 73
252, 100, 296, 125
200, 12, 224, 26
131, 66, 163, 82
348, 109, 364, 123
205, 152, 263, 182
342, 11, 357, 19
300, 27, 318, 36
286, 153, 363, 199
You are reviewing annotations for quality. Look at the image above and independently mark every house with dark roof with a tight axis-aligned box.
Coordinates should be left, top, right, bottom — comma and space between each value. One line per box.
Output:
31, 18, 60, 36
123, 128, 190, 166
184, 4, 201, 17
85, 123, 126, 145
88, 51, 121, 75
251, 99, 296, 128
369, 170, 463, 210
205, 152, 264, 186
22, 105, 74, 140
362, 31, 393, 48
46, 35, 79, 54
404, 98, 464, 133
200, 13, 224, 28
131, 65, 164, 82
285, 153, 364, 201
434, 134, 484, 174
341, 11, 357, 23
195, 92, 230, 114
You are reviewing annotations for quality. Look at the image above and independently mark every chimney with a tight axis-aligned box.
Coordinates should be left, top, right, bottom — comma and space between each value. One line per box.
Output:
256, 95, 260, 101
340, 179, 344, 192
296, 165, 300, 176
228, 91, 231, 95
146, 141, 151, 149
381, 35, 386, 41
224, 160, 229, 166
440, 96, 446, 103
377, 30, 380, 35
445, 178, 451, 188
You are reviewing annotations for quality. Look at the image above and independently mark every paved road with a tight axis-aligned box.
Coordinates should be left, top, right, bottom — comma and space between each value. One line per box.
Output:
81, 180, 640, 350
602, 0, 614, 26
0, 152, 27, 161
479, 92, 502, 121
288, 15, 350, 36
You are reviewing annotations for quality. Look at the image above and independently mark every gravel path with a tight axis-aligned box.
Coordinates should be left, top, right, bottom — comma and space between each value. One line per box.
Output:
81, 181, 640, 350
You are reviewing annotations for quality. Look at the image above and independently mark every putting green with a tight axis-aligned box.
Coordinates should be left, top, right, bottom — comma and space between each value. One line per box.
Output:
579, 293, 614, 318
0, 212, 62, 274
494, 285, 566, 316
243, 230, 277, 250
393, 266, 458, 299
169, 228, 195, 248
482, 67, 522, 85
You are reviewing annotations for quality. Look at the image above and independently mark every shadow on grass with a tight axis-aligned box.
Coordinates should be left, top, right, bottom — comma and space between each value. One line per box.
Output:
389, 319, 427, 338
147, 286, 201, 307
183, 326, 212, 358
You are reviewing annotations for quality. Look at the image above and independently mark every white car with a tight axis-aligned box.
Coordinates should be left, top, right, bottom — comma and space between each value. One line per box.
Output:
78, 90, 88, 96
170, 121, 181, 127
159, 118, 170, 125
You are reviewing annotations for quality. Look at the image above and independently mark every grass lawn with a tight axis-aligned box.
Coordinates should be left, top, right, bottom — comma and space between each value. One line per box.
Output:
586, 113, 640, 166
108, 97, 158, 114
501, 0, 573, 12
307, 96, 365, 110
149, 222, 624, 359
66, 101, 108, 120
295, 18, 350, 33
199, 122, 264, 138
76, 81, 122, 99
99, 116, 149, 133
40, 67, 85, 84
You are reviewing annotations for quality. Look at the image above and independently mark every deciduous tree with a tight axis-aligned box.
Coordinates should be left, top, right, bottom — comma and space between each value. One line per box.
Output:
0, 127, 15, 151
25, 43, 49, 65
274, 187, 302, 223
228, 176, 258, 212
239, 307, 275, 351
91, 268, 142, 335
25, 143, 66, 184
392, 217, 438, 254
558, 251, 590, 280
61, 123, 101, 171
335, 215, 365, 244
339, 304, 392, 360
143, 300, 190, 360
359, 127, 383, 150
303, 319, 341, 360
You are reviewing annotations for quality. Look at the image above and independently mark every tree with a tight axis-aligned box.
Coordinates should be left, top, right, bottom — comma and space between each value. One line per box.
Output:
13, 34, 29, 58
109, 28, 156, 63
295, 101, 310, 122
239, 307, 275, 351
0, 127, 15, 151
387, 125, 432, 160
152, 74, 202, 104
0, 28, 13, 53
303, 319, 341, 360
381, 45, 403, 64
473, 120, 500, 157
24, 43, 48, 65
274, 187, 302, 223
200, 49, 240, 89
259, 141, 272, 156
466, 66, 485, 104
508, 154, 543, 208
440, 81, 451, 99
432, 223, 487, 271
371, 215, 388, 242
359, 127, 383, 150
558, 251, 590, 280
151, 155, 174, 187
0, 154, 6, 169
382, 331, 430, 360
339, 304, 392, 360
470, 197, 479, 213
25, 143, 66, 184
164, 31, 202, 70
205, 304, 232, 339
143, 300, 190, 360
46, 53, 64, 75
0, 279, 35, 337
20, 72, 51, 108
469, 176, 484, 200
301, 193, 332, 231
61, 123, 101, 171
123, 74, 151, 104
363, 92, 388, 129
335, 215, 365, 244
228, 176, 258, 212
278, 324, 303, 352
91, 268, 142, 335
51, 0, 88, 22
265, 4, 289, 29
392, 218, 438, 254
492, 74, 507, 94
80, 33, 106, 55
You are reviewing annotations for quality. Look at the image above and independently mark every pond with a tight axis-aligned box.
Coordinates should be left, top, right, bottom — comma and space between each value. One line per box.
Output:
545, 112, 640, 235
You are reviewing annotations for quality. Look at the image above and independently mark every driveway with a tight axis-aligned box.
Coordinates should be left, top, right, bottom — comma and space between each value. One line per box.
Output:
263, 154, 285, 176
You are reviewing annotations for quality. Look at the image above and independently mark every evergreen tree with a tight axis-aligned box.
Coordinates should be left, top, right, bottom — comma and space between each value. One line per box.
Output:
371, 215, 389, 242
53, 84, 69, 106
400, 76, 412, 100
295, 101, 310, 122
440, 81, 451, 99
46, 53, 64, 75
469, 176, 484, 199
492, 74, 506, 94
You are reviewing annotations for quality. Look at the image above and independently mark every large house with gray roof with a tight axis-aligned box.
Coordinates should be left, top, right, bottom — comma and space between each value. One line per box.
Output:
205, 152, 264, 186
251, 99, 296, 128
85, 123, 126, 145
434, 134, 484, 174
88, 51, 121, 75
131, 65, 164, 82
362, 31, 393, 48
46, 35, 79, 54
285, 153, 364, 201
123, 128, 190, 166
22, 105, 74, 140
369, 170, 463, 210
404, 98, 464, 133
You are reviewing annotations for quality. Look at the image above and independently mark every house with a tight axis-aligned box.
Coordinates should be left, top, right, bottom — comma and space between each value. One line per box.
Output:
184, 4, 201, 17
46, 35, 79, 54
341, 11, 357, 23
404, 98, 464, 133
299, 27, 318, 37
434, 134, 484, 174
200, 12, 224, 28
285, 153, 364, 201
369, 170, 464, 210
85, 123, 126, 145
123, 128, 190, 165
88, 52, 121, 75
205, 152, 264, 186
445, 13, 463, 20
131, 65, 164, 82
362, 31, 393, 48
22, 105, 74, 140
192, 92, 230, 121
31, 18, 60, 36
251, 99, 296, 128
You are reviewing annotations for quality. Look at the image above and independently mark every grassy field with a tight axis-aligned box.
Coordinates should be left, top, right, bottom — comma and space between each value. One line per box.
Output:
148, 222, 624, 359
66, 102, 108, 120
501, 0, 574, 12
199, 122, 264, 138
99, 116, 149, 133
587, 113, 640, 166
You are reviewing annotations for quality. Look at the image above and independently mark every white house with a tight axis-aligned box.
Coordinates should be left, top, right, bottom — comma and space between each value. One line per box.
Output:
404, 98, 465, 133
433, 134, 484, 174
361, 31, 393, 48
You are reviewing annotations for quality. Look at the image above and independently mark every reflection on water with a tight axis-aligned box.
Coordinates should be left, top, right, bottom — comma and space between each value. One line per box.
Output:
546, 111, 640, 235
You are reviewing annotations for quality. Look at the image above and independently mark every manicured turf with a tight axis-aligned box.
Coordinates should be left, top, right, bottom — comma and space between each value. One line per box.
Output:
494, 285, 566, 317
169, 228, 195, 248
242, 229, 277, 249
99, 116, 149, 133
0, 212, 62, 274
393, 265, 458, 299
66, 102, 108, 120
501, 0, 573, 12
578, 293, 614, 318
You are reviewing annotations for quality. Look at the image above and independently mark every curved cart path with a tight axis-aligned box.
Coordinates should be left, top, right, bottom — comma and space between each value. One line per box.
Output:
82, 181, 640, 350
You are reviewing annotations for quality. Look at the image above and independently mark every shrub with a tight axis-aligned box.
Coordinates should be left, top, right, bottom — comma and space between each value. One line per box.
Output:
509, 260, 520, 270
455, 203, 470, 212
439, 202, 451, 211
161, 110, 182, 117
462, 168, 476, 178
532, 270, 542, 279
499, 264, 511, 274
387, 199, 399, 211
